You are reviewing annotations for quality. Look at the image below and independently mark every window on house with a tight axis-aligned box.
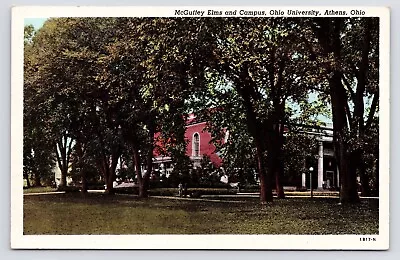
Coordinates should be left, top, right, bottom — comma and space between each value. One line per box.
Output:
193, 133, 200, 157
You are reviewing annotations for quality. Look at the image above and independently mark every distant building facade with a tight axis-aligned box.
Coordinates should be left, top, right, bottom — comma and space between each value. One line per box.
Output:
154, 114, 339, 190
294, 125, 340, 190
153, 114, 224, 178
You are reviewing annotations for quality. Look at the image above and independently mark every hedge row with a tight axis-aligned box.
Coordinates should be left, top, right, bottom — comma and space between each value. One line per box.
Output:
114, 187, 239, 197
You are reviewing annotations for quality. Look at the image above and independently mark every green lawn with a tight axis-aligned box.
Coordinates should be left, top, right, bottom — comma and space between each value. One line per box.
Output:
23, 193, 378, 235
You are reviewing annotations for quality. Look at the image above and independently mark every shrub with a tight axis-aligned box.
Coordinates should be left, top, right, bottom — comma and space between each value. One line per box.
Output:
148, 188, 176, 196
296, 186, 308, 192
87, 184, 106, 190
186, 188, 238, 196
114, 187, 240, 197
114, 187, 139, 194
57, 186, 80, 192
189, 190, 202, 198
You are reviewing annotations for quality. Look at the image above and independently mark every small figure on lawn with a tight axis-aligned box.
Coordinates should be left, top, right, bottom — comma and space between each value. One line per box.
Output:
178, 183, 183, 197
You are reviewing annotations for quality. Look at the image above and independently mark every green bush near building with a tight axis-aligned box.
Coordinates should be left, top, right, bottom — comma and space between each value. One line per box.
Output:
114, 187, 239, 197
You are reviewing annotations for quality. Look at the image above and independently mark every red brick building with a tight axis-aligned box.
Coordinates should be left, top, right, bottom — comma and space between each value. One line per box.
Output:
153, 114, 225, 177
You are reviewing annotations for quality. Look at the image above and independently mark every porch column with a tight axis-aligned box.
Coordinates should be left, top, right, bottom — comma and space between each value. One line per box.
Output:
302, 172, 306, 188
317, 142, 324, 189
337, 165, 340, 188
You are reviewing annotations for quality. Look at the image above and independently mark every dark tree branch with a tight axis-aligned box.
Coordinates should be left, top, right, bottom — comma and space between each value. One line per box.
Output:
275, 58, 286, 99
268, 46, 276, 96
365, 93, 379, 130
345, 102, 353, 131
66, 137, 74, 169
54, 143, 63, 172
341, 74, 356, 102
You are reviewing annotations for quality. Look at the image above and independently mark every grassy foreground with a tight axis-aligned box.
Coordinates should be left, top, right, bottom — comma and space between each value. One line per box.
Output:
23, 193, 378, 235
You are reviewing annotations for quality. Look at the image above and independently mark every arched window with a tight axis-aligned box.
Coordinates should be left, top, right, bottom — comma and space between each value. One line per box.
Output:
193, 133, 200, 157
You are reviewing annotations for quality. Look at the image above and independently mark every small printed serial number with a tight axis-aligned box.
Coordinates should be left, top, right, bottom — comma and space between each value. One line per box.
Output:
360, 237, 376, 242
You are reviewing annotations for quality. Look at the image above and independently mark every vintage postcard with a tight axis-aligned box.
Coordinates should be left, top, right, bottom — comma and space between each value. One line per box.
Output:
11, 6, 390, 250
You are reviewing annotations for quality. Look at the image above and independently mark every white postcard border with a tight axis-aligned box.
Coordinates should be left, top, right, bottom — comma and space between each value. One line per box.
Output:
11, 5, 390, 250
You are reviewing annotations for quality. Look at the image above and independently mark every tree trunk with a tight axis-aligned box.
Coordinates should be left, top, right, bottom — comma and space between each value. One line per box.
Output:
97, 160, 107, 188
105, 173, 115, 195
273, 123, 285, 199
235, 77, 274, 203
312, 19, 360, 204
333, 126, 359, 203
103, 167, 111, 194
60, 137, 70, 187
55, 142, 68, 188
61, 167, 67, 187
33, 172, 41, 187
329, 71, 360, 204
275, 159, 285, 199
76, 140, 87, 193
132, 145, 146, 197
105, 152, 119, 195
256, 144, 273, 203
138, 177, 149, 198
81, 174, 88, 193
267, 138, 284, 199
137, 120, 155, 198
352, 19, 374, 199
100, 160, 114, 195
339, 151, 360, 203
334, 126, 360, 205
24, 173, 31, 188
359, 160, 370, 197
